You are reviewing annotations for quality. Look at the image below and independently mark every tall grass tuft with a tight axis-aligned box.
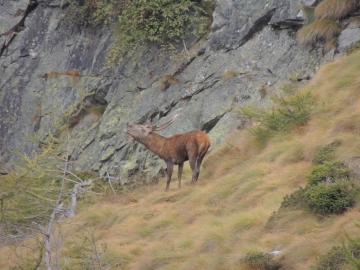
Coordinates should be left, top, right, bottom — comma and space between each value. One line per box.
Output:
314, 0, 359, 20
297, 19, 341, 47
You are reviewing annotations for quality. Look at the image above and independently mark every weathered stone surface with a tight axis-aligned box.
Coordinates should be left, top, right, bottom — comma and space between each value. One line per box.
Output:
338, 18, 360, 53
0, 0, 351, 186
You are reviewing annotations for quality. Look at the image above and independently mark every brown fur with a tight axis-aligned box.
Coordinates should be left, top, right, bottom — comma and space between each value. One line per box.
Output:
125, 122, 210, 191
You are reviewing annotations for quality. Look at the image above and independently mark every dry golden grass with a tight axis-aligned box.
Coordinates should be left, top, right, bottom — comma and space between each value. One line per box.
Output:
315, 0, 359, 20
297, 19, 341, 47
46, 69, 81, 86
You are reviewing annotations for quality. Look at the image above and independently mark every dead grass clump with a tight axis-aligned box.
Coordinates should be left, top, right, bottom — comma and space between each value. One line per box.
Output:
221, 70, 238, 82
158, 74, 180, 91
297, 19, 341, 47
315, 0, 359, 20
44, 69, 81, 86
85, 105, 106, 123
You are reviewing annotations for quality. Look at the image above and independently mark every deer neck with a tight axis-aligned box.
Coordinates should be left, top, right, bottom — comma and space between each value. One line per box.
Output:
140, 133, 168, 158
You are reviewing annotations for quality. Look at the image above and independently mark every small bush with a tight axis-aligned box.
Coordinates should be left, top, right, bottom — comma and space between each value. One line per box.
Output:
346, 40, 360, 55
304, 180, 356, 215
242, 252, 282, 270
297, 19, 341, 47
312, 139, 342, 165
306, 161, 350, 186
280, 187, 307, 210
241, 91, 315, 147
315, 0, 359, 20
311, 246, 347, 270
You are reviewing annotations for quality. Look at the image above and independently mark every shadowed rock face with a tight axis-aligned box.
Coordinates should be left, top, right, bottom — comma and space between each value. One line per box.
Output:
0, 0, 352, 184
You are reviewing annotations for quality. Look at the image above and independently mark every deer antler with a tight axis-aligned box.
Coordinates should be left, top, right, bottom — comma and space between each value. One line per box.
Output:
153, 114, 179, 131
146, 116, 153, 126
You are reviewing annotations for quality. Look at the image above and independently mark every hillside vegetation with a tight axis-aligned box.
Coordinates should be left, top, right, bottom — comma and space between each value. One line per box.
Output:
2, 52, 360, 269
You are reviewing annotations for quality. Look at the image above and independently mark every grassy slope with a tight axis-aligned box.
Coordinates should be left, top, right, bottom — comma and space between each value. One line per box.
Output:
2, 51, 360, 269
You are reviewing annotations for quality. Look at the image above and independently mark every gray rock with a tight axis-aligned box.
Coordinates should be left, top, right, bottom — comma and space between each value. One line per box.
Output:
338, 19, 360, 53
0, 0, 346, 185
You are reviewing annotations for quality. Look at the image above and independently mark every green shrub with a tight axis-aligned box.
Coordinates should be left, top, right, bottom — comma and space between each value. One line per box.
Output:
280, 187, 307, 210
242, 252, 282, 270
311, 246, 347, 270
312, 139, 342, 165
241, 91, 315, 147
343, 224, 360, 269
346, 40, 360, 55
306, 161, 350, 186
304, 181, 356, 215
65, 0, 119, 27
65, 0, 214, 65
108, 0, 213, 64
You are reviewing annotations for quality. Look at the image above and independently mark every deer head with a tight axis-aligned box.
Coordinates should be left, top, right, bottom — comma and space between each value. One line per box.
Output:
125, 114, 178, 141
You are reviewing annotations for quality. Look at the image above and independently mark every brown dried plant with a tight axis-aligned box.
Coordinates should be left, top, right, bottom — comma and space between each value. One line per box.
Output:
315, 0, 358, 20
297, 19, 341, 47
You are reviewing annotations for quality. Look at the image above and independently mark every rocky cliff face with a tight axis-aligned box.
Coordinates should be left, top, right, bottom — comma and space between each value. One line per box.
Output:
1, 0, 358, 184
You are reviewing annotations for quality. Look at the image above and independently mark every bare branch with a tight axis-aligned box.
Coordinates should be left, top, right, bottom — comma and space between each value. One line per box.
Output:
106, 170, 116, 195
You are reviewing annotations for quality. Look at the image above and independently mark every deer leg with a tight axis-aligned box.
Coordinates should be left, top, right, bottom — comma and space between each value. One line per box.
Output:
194, 154, 206, 183
166, 162, 174, 191
189, 158, 199, 184
178, 163, 184, 189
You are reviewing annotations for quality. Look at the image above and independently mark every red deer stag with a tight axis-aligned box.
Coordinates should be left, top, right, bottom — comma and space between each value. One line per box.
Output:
125, 115, 211, 191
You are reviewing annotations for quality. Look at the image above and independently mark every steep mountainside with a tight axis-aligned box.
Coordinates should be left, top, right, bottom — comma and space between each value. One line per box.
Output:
0, 0, 359, 185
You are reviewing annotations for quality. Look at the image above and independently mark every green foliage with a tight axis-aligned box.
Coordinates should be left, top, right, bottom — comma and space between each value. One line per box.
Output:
306, 161, 350, 186
346, 40, 360, 55
304, 180, 356, 215
312, 139, 342, 165
65, 0, 119, 27
65, 0, 214, 65
302, 5, 315, 25
280, 187, 307, 210
108, 0, 212, 65
343, 224, 360, 269
311, 246, 347, 270
0, 135, 65, 226
241, 91, 315, 147
241, 252, 282, 270
64, 226, 113, 269
268, 160, 357, 223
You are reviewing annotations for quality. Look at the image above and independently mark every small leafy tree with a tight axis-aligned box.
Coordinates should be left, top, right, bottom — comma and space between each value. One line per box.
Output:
241, 91, 315, 147
0, 113, 111, 268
